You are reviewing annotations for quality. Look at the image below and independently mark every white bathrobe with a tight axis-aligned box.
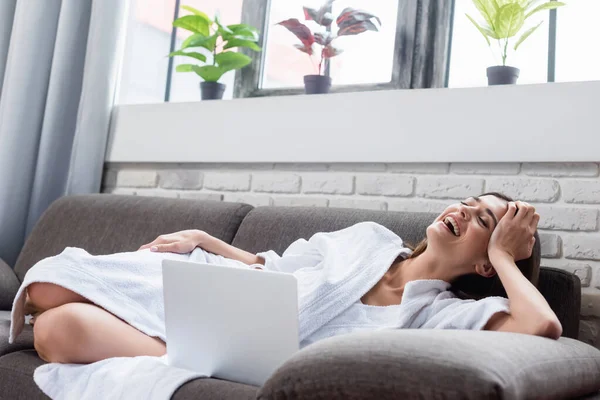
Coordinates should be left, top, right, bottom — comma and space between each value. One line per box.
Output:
9, 221, 510, 400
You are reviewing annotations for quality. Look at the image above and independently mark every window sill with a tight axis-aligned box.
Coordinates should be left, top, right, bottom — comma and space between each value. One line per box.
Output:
106, 81, 600, 163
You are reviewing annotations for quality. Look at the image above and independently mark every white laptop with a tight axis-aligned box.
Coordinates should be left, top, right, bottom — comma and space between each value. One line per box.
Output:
162, 259, 299, 387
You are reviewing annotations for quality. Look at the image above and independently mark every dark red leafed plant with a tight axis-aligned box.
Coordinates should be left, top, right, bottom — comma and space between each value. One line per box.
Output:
277, 0, 381, 75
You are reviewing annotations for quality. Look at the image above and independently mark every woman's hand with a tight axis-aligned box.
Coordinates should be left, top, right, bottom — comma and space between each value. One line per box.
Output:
138, 229, 207, 254
488, 201, 540, 262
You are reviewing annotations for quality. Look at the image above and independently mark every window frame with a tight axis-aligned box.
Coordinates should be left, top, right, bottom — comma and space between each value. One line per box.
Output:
233, 0, 453, 98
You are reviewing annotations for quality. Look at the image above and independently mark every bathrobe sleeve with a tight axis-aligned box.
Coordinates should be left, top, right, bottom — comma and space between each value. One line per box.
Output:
256, 238, 323, 273
419, 294, 511, 331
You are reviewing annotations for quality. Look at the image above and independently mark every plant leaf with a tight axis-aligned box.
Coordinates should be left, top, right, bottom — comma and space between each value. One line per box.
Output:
223, 39, 261, 51
466, 14, 491, 45
180, 6, 211, 24
173, 15, 210, 36
182, 33, 218, 51
293, 43, 314, 55
303, 7, 319, 21
472, 0, 497, 29
227, 24, 260, 41
192, 65, 225, 82
214, 52, 252, 72
495, 3, 525, 38
277, 18, 315, 47
168, 50, 207, 63
314, 31, 334, 46
175, 64, 195, 72
514, 20, 543, 50
215, 13, 233, 37
317, 0, 335, 26
336, 7, 381, 29
322, 44, 343, 58
337, 20, 379, 36
525, 1, 565, 19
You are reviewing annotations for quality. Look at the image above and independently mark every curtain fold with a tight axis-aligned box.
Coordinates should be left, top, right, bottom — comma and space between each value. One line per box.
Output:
0, 0, 128, 266
0, 0, 17, 97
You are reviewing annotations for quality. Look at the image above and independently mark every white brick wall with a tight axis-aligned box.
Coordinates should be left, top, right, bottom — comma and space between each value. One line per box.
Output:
102, 162, 600, 348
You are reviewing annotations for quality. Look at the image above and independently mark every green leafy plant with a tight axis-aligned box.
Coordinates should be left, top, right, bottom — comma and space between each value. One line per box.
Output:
467, 0, 565, 66
169, 5, 261, 82
277, 0, 381, 75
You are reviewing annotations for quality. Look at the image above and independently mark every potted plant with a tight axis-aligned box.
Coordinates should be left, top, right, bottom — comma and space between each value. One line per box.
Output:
277, 0, 380, 94
466, 0, 564, 85
169, 5, 261, 100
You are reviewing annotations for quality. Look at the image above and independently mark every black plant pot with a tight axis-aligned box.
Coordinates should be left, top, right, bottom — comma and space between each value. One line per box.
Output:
200, 82, 226, 100
304, 75, 332, 94
487, 66, 520, 86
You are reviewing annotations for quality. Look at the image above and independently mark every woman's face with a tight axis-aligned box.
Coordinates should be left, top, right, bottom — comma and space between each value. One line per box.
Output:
427, 195, 510, 271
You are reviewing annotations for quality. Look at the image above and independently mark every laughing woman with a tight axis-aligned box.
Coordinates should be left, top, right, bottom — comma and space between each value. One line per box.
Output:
12, 192, 560, 367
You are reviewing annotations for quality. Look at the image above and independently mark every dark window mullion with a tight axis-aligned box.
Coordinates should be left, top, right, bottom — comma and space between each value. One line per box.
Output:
547, 6, 558, 83
164, 0, 181, 102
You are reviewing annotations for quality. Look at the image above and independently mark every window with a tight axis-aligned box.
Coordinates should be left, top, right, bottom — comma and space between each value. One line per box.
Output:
117, 0, 175, 104
261, 0, 399, 89
169, 0, 244, 102
448, 0, 549, 88
555, 0, 600, 83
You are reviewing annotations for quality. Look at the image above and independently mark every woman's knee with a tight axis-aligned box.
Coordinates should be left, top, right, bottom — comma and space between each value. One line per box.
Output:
33, 303, 89, 363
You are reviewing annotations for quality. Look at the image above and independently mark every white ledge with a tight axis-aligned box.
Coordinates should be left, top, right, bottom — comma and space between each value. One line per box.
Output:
106, 81, 600, 163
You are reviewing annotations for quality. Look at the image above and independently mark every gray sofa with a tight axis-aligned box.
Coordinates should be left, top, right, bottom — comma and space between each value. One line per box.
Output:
1, 194, 600, 399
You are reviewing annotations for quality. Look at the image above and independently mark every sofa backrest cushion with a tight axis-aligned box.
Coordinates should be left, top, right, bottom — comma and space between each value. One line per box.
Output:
232, 206, 434, 256
14, 195, 252, 281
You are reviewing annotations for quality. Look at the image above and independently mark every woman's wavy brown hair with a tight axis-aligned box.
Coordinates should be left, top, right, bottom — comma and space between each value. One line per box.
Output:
406, 192, 541, 300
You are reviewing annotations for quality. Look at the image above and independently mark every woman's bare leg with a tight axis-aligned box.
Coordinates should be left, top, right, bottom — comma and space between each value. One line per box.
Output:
33, 302, 166, 364
25, 282, 90, 318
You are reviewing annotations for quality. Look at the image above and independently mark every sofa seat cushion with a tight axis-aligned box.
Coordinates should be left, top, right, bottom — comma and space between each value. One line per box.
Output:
0, 350, 258, 400
0, 319, 34, 357
259, 329, 600, 400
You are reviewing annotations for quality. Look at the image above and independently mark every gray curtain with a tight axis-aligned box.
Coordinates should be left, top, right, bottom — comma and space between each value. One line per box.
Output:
0, 0, 128, 266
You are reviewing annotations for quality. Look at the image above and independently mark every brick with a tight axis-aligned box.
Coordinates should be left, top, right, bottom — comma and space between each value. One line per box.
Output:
272, 196, 328, 207
178, 192, 223, 201
253, 173, 301, 193
103, 188, 137, 196
115, 170, 158, 188
356, 175, 414, 196
564, 235, 600, 261
540, 259, 592, 287
329, 163, 386, 172
562, 180, 600, 204
522, 163, 599, 177
274, 163, 329, 171
302, 174, 354, 194
485, 178, 559, 202
223, 194, 272, 207
158, 170, 203, 189
130, 189, 179, 198
450, 163, 520, 175
581, 287, 600, 318
579, 317, 600, 349
536, 206, 598, 231
417, 177, 484, 199
204, 173, 250, 191
387, 199, 449, 214
539, 233, 561, 258
197, 163, 274, 170
387, 163, 449, 174
329, 198, 387, 211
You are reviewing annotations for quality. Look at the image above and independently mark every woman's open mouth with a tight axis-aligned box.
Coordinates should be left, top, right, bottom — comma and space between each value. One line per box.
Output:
442, 216, 460, 236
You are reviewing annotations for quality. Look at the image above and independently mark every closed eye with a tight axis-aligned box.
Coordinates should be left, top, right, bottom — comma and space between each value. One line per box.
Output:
462, 201, 489, 229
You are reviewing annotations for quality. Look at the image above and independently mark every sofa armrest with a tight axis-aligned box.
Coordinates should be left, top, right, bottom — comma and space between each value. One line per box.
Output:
0, 257, 19, 310
538, 267, 581, 339
259, 330, 600, 400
